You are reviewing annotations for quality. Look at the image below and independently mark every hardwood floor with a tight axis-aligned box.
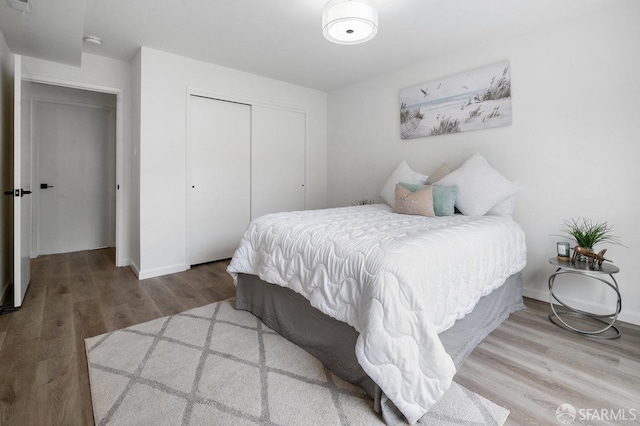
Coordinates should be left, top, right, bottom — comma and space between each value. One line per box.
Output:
0, 248, 235, 425
456, 300, 640, 425
0, 248, 638, 425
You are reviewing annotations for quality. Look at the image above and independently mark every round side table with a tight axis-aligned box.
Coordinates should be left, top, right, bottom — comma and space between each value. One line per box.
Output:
547, 257, 621, 339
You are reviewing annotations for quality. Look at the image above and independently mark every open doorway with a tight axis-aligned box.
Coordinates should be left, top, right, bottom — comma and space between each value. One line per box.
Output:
22, 82, 117, 258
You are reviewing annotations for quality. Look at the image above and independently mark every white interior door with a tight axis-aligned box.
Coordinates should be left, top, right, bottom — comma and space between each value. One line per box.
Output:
251, 106, 306, 219
188, 96, 251, 265
34, 100, 115, 255
13, 55, 31, 307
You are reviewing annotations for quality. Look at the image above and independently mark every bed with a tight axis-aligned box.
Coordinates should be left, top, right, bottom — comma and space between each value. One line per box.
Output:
227, 203, 527, 424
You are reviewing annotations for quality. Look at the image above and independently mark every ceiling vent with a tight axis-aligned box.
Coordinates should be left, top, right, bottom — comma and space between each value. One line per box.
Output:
8, 0, 32, 13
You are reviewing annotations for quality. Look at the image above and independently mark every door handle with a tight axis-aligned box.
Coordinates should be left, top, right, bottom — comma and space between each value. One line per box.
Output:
3, 189, 29, 197
40, 183, 54, 189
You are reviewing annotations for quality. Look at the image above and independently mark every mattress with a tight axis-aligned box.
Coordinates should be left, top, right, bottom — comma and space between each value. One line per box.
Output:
228, 204, 527, 423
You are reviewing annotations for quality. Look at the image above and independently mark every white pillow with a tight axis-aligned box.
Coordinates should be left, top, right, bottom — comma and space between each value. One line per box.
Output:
487, 194, 516, 216
380, 160, 428, 208
434, 153, 520, 216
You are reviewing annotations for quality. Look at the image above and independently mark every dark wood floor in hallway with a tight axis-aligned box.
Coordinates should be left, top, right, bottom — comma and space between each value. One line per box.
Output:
0, 248, 638, 425
0, 249, 234, 425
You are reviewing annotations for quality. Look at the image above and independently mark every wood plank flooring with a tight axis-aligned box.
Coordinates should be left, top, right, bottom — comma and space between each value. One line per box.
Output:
0, 248, 638, 425
0, 249, 234, 425
456, 307, 640, 425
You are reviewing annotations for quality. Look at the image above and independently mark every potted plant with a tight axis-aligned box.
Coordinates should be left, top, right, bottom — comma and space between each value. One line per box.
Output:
557, 218, 624, 261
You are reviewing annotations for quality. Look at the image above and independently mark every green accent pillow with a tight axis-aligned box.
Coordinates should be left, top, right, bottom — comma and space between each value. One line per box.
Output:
399, 181, 426, 193
399, 182, 458, 216
432, 185, 458, 216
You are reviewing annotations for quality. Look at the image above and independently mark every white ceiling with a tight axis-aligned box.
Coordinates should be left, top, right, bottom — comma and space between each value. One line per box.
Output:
0, 0, 628, 91
0, 0, 84, 66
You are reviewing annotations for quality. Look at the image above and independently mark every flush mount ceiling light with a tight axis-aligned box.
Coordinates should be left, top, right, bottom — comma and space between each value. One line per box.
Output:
322, 0, 378, 45
83, 36, 102, 46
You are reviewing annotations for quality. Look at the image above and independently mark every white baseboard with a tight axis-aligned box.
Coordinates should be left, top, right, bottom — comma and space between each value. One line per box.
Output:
523, 287, 640, 326
136, 263, 189, 280
129, 260, 141, 279
117, 258, 131, 268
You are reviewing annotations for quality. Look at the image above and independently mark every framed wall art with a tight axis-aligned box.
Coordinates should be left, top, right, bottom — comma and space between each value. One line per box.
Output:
400, 61, 512, 139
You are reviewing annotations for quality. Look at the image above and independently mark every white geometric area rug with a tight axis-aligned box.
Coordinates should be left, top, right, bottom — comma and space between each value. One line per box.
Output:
85, 299, 509, 426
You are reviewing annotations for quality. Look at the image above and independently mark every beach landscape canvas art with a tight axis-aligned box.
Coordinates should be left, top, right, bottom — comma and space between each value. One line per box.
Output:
400, 62, 512, 139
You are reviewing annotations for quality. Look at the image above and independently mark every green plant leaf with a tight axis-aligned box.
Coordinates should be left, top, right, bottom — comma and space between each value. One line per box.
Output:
555, 218, 625, 249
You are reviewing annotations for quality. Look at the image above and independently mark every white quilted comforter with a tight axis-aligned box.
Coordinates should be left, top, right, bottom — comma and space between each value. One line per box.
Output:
227, 204, 527, 423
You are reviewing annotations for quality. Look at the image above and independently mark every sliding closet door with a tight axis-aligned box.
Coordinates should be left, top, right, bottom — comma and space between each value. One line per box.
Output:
188, 96, 251, 265
251, 106, 306, 219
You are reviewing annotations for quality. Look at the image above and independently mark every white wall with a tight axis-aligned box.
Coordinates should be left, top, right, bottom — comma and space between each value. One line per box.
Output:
136, 47, 327, 279
21, 53, 133, 266
0, 30, 14, 303
327, 2, 640, 325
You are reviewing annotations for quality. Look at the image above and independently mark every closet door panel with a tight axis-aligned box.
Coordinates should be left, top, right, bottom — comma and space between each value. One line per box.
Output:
251, 106, 306, 220
188, 96, 251, 265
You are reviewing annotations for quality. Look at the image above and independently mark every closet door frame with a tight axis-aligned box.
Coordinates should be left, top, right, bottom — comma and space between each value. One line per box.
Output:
184, 87, 308, 268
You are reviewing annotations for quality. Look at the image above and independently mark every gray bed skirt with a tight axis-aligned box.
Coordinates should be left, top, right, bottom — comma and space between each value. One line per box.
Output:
235, 272, 525, 422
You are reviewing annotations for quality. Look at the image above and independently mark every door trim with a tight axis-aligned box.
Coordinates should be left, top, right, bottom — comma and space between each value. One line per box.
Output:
20, 75, 126, 267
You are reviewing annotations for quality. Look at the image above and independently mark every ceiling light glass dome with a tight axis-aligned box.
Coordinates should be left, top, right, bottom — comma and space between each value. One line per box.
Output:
322, 0, 378, 45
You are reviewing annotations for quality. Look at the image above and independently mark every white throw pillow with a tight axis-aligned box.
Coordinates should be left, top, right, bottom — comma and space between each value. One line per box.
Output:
380, 160, 428, 208
487, 194, 517, 216
434, 153, 520, 216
